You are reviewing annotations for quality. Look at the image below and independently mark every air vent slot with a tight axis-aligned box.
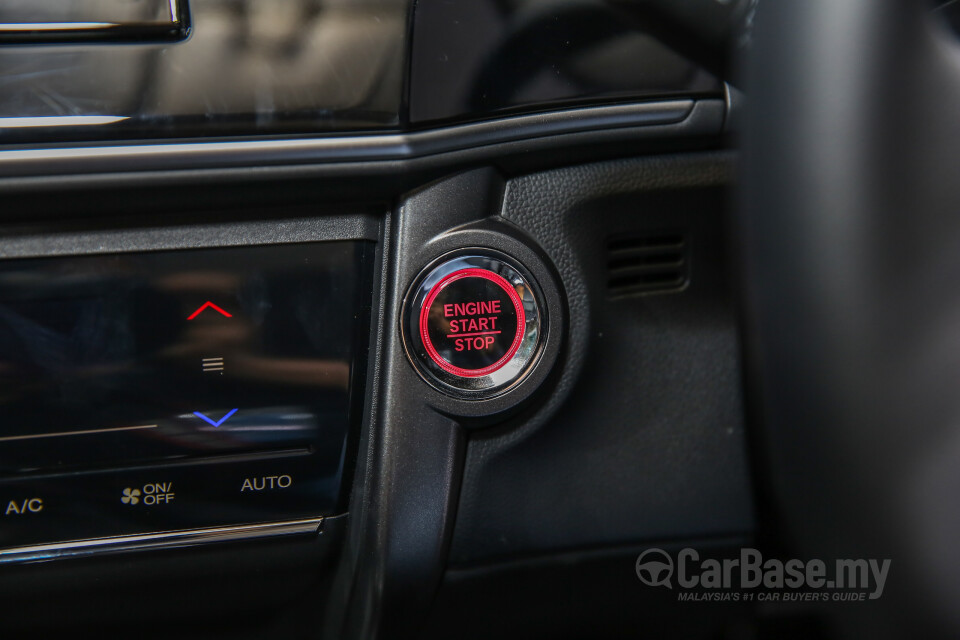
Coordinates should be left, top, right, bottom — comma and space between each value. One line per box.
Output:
607, 233, 688, 296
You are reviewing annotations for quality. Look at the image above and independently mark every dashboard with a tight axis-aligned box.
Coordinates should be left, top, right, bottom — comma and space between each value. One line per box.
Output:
0, 1, 756, 638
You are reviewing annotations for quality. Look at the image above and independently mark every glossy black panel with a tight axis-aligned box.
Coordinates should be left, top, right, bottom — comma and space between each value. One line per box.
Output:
0, 241, 374, 547
0, 0, 722, 142
0, 241, 371, 471
408, 0, 722, 124
0, 0, 409, 142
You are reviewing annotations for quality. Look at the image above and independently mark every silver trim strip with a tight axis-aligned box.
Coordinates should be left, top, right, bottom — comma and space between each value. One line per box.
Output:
0, 517, 323, 564
0, 100, 696, 178
0, 116, 129, 129
0, 23, 119, 31
0, 423, 158, 443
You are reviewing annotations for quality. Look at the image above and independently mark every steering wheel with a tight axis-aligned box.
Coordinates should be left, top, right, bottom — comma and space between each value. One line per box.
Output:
740, 1, 960, 637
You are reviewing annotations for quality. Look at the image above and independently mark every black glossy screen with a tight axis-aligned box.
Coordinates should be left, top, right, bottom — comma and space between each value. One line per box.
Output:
0, 242, 373, 477
0, 0, 409, 142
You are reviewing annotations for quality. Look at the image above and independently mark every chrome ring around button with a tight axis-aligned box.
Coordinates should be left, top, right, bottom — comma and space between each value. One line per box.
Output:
402, 252, 544, 398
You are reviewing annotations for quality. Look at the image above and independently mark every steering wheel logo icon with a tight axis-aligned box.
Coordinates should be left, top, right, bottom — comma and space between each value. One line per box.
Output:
635, 549, 674, 588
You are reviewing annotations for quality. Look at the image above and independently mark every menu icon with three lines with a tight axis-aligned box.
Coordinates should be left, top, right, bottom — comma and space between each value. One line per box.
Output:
202, 357, 224, 373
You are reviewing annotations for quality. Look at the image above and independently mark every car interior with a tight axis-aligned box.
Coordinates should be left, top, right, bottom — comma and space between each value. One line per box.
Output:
1, 0, 958, 638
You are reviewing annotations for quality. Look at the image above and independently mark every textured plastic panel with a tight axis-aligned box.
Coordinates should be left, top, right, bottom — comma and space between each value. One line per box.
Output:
423, 540, 752, 640
450, 152, 754, 563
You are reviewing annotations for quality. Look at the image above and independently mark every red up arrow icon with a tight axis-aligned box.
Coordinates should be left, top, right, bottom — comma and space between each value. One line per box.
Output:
187, 301, 233, 320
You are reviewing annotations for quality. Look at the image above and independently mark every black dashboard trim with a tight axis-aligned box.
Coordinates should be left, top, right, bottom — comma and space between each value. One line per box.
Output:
0, 100, 713, 182
0, 213, 380, 258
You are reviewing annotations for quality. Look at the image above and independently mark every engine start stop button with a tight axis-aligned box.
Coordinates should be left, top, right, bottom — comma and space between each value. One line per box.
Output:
403, 253, 543, 397
420, 268, 525, 377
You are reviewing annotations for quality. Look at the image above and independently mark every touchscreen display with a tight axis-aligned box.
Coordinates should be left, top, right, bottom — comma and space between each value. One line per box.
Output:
0, 241, 373, 476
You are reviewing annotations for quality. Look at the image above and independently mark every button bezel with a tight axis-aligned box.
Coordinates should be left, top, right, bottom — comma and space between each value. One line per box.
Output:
402, 251, 544, 398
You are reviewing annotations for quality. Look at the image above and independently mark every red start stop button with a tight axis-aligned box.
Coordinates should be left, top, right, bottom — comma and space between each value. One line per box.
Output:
404, 253, 543, 396
419, 268, 526, 377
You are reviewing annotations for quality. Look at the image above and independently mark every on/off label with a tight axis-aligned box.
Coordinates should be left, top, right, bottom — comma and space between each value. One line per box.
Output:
121, 482, 175, 506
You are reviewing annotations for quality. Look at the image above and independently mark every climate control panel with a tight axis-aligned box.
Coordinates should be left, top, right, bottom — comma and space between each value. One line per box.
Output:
0, 240, 374, 556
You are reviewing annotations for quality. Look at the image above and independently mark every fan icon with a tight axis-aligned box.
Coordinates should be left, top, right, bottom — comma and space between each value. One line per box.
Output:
121, 488, 141, 505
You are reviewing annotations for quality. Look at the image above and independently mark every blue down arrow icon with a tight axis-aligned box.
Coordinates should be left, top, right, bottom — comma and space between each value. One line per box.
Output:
193, 408, 239, 427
